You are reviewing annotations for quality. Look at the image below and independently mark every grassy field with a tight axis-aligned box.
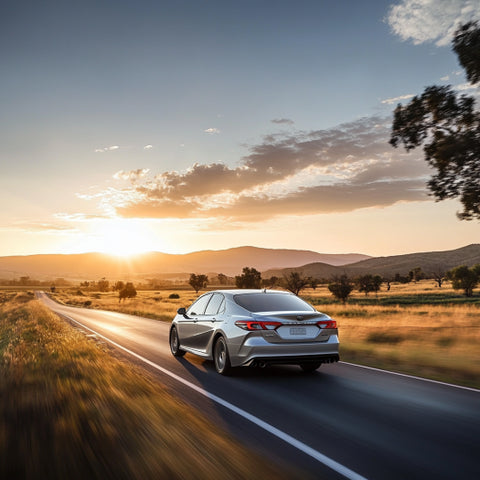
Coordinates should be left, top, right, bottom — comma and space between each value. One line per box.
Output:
0, 292, 299, 480
49, 280, 480, 389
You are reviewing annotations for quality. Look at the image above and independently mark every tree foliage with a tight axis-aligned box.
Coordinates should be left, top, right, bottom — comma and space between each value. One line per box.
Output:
446, 264, 480, 297
355, 274, 382, 296
97, 278, 110, 292
390, 21, 480, 221
119, 282, 137, 302
235, 267, 262, 289
408, 267, 425, 283
282, 272, 309, 296
262, 276, 279, 289
453, 22, 480, 85
328, 275, 354, 304
189, 274, 209, 294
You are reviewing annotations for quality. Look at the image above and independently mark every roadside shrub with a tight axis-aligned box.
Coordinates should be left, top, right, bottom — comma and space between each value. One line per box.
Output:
84, 300, 92, 307
367, 331, 405, 344
168, 293, 180, 299
436, 336, 455, 347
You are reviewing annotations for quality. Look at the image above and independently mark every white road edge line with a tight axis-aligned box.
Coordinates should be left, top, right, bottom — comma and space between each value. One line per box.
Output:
340, 362, 480, 393
59, 313, 368, 480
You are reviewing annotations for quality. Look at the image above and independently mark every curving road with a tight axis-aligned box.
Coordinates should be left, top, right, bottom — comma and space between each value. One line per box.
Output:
37, 292, 480, 480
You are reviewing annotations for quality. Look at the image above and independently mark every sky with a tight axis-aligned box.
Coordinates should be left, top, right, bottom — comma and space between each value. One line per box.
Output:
1, 0, 480, 258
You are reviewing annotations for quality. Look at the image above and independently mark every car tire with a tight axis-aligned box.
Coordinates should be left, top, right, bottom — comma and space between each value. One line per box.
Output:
300, 362, 321, 373
170, 326, 186, 357
213, 336, 232, 375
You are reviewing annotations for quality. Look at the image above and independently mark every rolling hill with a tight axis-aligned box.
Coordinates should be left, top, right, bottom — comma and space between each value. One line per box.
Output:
264, 244, 480, 279
0, 246, 369, 281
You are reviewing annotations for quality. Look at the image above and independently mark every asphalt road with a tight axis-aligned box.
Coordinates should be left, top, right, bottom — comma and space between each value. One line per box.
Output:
37, 292, 480, 480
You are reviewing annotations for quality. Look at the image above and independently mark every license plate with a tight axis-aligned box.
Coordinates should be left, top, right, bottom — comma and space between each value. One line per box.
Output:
290, 326, 307, 335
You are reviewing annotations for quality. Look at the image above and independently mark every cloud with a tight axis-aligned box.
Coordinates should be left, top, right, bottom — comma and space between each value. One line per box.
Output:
4, 220, 79, 234
455, 82, 480, 91
204, 127, 220, 134
143, 144, 153, 150
54, 213, 111, 222
381, 94, 414, 105
87, 116, 431, 223
95, 145, 120, 153
387, 0, 480, 46
271, 118, 294, 125
113, 168, 150, 182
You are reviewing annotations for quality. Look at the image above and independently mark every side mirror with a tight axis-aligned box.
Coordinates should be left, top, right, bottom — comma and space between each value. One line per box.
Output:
177, 307, 189, 318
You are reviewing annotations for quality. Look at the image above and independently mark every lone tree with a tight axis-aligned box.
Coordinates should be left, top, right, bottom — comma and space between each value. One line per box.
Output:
328, 275, 354, 304
390, 21, 480, 220
235, 267, 262, 289
97, 277, 110, 292
355, 274, 382, 296
283, 272, 310, 296
189, 274, 209, 294
446, 264, 480, 297
262, 276, 279, 289
119, 282, 137, 302
431, 267, 446, 288
408, 267, 425, 283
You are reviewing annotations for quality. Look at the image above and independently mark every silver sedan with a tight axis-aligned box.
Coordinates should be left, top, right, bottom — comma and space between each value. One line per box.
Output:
169, 289, 339, 375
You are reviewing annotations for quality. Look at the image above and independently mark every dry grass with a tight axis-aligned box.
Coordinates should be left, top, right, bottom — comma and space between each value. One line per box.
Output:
52, 288, 196, 322
0, 293, 297, 480
318, 302, 480, 388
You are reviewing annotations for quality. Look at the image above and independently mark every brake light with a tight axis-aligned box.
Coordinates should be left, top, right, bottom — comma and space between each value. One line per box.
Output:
235, 320, 282, 331
317, 320, 337, 329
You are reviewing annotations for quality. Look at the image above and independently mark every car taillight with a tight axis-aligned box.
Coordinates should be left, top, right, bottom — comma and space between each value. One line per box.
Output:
235, 320, 282, 331
317, 320, 337, 329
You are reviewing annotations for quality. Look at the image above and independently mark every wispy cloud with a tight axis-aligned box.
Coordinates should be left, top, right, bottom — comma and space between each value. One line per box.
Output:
204, 127, 220, 134
271, 118, 294, 125
113, 169, 150, 182
3, 220, 80, 234
94, 145, 120, 153
143, 144, 153, 150
387, 0, 480, 46
381, 94, 414, 105
84, 116, 431, 224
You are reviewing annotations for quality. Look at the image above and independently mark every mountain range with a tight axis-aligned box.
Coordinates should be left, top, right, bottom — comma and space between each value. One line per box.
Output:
0, 244, 478, 282
0, 247, 369, 281
263, 244, 480, 279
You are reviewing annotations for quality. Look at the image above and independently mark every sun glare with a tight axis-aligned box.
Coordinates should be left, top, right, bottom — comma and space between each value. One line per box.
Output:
94, 219, 161, 257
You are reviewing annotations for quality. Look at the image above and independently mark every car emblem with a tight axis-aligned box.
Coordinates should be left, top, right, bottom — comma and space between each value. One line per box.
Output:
296, 315, 304, 321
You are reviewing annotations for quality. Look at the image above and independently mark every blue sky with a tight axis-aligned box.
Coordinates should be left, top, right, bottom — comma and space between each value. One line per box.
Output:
1, 0, 479, 257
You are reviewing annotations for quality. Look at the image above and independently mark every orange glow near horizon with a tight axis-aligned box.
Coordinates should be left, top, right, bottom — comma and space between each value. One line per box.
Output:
93, 219, 166, 257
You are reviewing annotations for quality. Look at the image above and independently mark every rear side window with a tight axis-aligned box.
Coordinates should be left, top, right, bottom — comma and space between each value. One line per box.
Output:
187, 294, 212, 316
233, 293, 315, 313
205, 293, 225, 315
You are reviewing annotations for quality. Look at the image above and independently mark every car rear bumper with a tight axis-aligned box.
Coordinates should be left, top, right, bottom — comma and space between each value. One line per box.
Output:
244, 353, 340, 368
230, 334, 340, 367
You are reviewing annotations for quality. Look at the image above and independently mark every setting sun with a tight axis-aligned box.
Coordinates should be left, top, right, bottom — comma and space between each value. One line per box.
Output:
94, 219, 162, 257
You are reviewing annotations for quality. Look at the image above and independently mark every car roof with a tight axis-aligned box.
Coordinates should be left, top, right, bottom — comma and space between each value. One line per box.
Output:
209, 289, 294, 297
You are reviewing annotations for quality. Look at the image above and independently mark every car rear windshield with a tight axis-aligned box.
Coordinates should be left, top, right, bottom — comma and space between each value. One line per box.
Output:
233, 293, 315, 313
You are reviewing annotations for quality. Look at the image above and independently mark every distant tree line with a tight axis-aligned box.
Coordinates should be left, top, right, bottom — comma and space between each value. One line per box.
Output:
184, 263, 480, 302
